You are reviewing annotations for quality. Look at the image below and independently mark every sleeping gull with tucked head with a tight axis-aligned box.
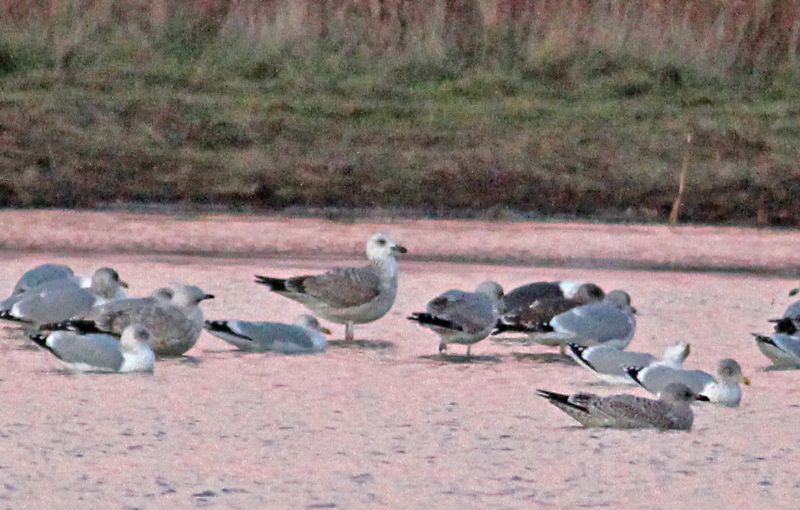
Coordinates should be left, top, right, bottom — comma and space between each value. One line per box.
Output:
536, 382, 700, 430
254, 233, 407, 342
408, 281, 504, 356
29, 324, 155, 373
752, 332, 800, 368
9, 263, 75, 296
0, 268, 128, 326
625, 358, 750, 407
40, 284, 213, 357
204, 314, 330, 353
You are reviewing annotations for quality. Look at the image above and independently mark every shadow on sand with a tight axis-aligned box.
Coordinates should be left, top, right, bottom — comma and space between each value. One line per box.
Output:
327, 339, 396, 351
510, 352, 575, 365
418, 353, 502, 364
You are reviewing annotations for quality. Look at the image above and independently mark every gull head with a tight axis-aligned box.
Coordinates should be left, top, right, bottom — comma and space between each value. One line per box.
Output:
90, 267, 128, 298
121, 324, 152, 349
476, 281, 504, 303
662, 342, 691, 364
171, 284, 215, 307
605, 290, 635, 314
366, 233, 407, 262
294, 314, 332, 334
573, 283, 605, 303
717, 358, 750, 386
660, 382, 701, 405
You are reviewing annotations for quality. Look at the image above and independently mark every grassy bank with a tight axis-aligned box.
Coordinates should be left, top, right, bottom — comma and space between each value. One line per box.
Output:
1, 1, 799, 225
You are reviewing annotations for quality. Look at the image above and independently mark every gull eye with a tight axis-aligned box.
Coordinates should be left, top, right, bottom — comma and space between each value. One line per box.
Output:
376, 238, 387, 246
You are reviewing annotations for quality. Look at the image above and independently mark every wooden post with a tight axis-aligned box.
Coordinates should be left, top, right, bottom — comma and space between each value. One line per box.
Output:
669, 133, 693, 226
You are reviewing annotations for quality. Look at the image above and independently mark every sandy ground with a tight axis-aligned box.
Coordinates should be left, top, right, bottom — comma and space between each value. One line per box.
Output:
1, 213, 799, 508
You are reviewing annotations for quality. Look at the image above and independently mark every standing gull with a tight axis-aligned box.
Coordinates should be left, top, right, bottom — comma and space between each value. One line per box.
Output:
408, 281, 503, 356
254, 233, 407, 342
536, 382, 700, 430
568, 342, 691, 385
204, 314, 330, 354
42, 284, 214, 357
29, 324, 155, 373
625, 358, 751, 407
0, 268, 128, 325
518, 290, 636, 354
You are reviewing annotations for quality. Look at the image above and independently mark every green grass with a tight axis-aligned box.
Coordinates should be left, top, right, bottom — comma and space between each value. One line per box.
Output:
1, 9, 799, 225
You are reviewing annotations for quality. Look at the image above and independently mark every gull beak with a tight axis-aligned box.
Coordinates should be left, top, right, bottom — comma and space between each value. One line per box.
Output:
119, 281, 129, 289
320, 326, 332, 335
202, 294, 215, 301
392, 244, 408, 254
790, 288, 799, 296
743, 376, 752, 386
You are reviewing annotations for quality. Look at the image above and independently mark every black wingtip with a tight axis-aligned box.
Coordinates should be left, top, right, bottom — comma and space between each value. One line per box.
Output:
535, 389, 589, 412
770, 317, 798, 335
695, 394, 711, 402
625, 366, 646, 387
751, 333, 776, 346
28, 331, 48, 348
0, 310, 31, 324
407, 313, 463, 332
254, 275, 288, 292
39, 319, 107, 334
567, 343, 596, 371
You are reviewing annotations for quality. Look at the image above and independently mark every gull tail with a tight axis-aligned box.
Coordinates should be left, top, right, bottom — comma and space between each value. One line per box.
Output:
204, 320, 251, 341
567, 343, 596, 372
407, 313, 463, 332
28, 331, 49, 349
38, 319, 108, 334
624, 366, 646, 388
750, 333, 777, 347
535, 389, 588, 412
0, 310, 32, 324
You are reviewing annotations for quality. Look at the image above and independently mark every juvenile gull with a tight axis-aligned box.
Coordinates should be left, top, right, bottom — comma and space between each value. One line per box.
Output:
204, 314, 330, 354
254, 233, 407, 342
521, 290, 636, 354
502, 281, 604, 315
626, 358, 751, 407
752, 333, 800, 368
43, 284, 213, 357
536, 382, 699, 430
568, 342, 691, 384
408, 281, 503, 356
495, 284, 606, 336
29, 324, 155, 373
0, 268, 128, 325
10, 264, 75, 296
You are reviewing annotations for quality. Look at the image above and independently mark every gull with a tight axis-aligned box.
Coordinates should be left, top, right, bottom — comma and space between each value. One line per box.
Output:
204, 314, 330, 353
254, 233, 406, 342
536, 382, 700, 430
502, 280, 604, 315
751, 333, 800, 368
568, 342, 691, 384
625, 358, 751, 407
0, 268, 128, 325
10, 263, 75, 296
41, 284, 213, 357
28, 324, 155, 373
495, 283, 607, 336
513, 290, 636, 354
408, 281, 503, 356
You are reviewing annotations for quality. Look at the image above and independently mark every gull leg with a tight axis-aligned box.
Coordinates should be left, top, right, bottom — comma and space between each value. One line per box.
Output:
439, 342, 447, 354
559, 343, 566, 356
466, 344, 472, 357
345, 322, 355, 342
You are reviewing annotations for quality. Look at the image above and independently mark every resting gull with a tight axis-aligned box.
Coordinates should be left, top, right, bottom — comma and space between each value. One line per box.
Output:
254, 233, 406, 342
204, 314, 330, 353
536, 382, 699, 430
752, 333, 800, 368
41, 284, 213, 357
10, 263, 75, 296
0, 268, 128, 325
502, 280, 604, 315
29, 324, 155, 373
568, 342, 691, 384
517, 290, 636, 354
625, 358, 750, 407
408, 281, 503, 356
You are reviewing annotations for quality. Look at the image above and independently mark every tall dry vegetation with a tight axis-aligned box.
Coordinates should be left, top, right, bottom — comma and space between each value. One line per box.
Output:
0, 1, 799, 224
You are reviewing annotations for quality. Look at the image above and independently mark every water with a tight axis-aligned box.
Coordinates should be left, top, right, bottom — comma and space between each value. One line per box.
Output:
0, 252, 798, 508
